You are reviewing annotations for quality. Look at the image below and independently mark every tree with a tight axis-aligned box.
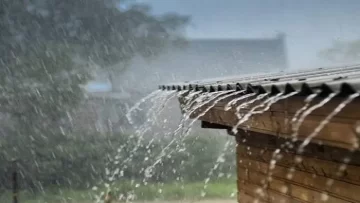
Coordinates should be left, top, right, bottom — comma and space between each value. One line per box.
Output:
1, 0, 189, 87
0, 0, 189, 191
319, 39, 360, 64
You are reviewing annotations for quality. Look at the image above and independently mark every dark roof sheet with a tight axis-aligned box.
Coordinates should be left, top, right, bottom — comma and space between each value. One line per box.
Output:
158, 64, 360, 96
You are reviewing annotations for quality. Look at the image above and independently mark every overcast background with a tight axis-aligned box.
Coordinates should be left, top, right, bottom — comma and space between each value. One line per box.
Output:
138, 0, 360, 70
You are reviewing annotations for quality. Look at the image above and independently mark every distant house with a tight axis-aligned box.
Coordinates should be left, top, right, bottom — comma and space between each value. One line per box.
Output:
79, 33, 289, 133
114, 33, 288, 92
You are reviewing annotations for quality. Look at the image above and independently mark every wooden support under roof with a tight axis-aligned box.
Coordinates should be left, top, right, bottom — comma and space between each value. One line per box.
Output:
168, 65, 360, 203
181, 94, 360, 150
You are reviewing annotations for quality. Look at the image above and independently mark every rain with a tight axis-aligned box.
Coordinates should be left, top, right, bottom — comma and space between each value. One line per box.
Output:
1, 1, 360, 203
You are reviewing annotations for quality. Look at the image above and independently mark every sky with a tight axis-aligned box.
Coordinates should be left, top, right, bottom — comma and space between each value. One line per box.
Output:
138, 0, 360, 70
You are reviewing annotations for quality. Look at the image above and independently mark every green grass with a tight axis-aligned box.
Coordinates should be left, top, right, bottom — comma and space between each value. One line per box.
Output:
0, 179, 237, 203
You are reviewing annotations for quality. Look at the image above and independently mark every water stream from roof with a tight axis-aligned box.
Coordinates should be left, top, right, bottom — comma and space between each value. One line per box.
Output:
201, 139, 233, 198
298, 93, 360, 153
142, 91, 236, 182
98, 83, 360, 202
231, 93, 269, 134
117, 91, 177, 166
292, 93, 360, 201
223, 90, 249, 111
291, 93, 337, 143
126, 89, 162, 125
246, 92, 319, 198
234, 93, 263, 119
284, 93, 337, 181
290, 93, 318, 127
103, 90, 176, 193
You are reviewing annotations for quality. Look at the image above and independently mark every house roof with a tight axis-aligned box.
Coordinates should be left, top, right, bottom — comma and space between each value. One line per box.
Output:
159, 64, 360, 96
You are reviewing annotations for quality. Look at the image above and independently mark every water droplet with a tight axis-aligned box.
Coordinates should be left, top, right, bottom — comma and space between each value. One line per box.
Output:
321, 192, 329, 201
280, 186, 288, 193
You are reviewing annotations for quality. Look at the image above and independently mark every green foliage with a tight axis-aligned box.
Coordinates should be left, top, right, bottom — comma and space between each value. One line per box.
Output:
0, 179, 237, 202
0, 0, 190, 193
0, 132, 236, 194
0, 0, 190, 67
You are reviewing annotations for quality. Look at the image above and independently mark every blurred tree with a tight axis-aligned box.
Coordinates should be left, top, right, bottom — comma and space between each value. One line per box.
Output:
1, 0, 189, 87
319, 39, 360, 63
0, 0, 189, 191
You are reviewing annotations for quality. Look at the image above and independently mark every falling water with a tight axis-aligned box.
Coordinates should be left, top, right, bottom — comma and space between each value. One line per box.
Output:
183, 91, 225, 116
289, 93, 318, 137
180, 90, 244, 141
235, 93, 267, 119
254, 92, 299, 114
231, 93, 269, 134
235, 92, 299, 133
285, 93, 360, 201
98, 90, 181, 201
113, 91, 175, 164
146, 90, 180, 124
144, 91, 233, 165
223, 90, 247, 111
141, 90, 241, 188
232, 93, 282, 134
126, 89, 162, 124
254, 148, 282, 201
284, 93, 337, 182
298, 93, 360, 153
289, 93, 336, 142
182, 90, 206, 111
201, 139, 232, 198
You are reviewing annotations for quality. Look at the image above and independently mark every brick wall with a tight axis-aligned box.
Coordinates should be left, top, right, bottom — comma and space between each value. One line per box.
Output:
235, 131, 360, 203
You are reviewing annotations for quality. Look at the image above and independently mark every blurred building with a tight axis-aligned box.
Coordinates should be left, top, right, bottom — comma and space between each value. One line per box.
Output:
77, 33, 288, 133
116, 33, 288, 92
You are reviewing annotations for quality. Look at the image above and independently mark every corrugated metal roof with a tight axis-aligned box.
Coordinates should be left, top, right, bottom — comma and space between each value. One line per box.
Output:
159, 64, 360, 96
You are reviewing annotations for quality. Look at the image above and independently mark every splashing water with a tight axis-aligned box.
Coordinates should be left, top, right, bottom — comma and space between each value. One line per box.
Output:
184, 91, 226, 119
254, 91, 299, 114
111, 91, 176, 168
181, 90, 205, 110
146, 90, 179, 124
141, 90, 241, 187
232, 93, 269, 134
223, 90, 246, 111
201, 139, 232, 198
235, 93, 267, 119
235, 93, 258, 119
298, 92, 360, 153
233, 91, 299, 135
282, 93, 337, 182
254, 148, 282, 201
290, 93, 336, 142
233, 93, 281, 131
145, 91, 234, 161
281, 93, 360, 199
180, 90, 244, 139
290, 93, 318, 137
98, 90, 182, 200
126, 90, 162, 124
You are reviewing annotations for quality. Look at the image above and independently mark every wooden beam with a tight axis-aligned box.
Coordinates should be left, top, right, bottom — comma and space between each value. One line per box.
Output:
201, 121, 230, 130
235, 131, 360, 203
180, 95, 360, 150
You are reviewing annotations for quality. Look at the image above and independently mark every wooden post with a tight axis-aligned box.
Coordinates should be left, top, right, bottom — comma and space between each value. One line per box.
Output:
12, 160, 18, 203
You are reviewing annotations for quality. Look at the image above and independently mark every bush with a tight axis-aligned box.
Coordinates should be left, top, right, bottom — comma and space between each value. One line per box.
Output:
0, 131, 236, 194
